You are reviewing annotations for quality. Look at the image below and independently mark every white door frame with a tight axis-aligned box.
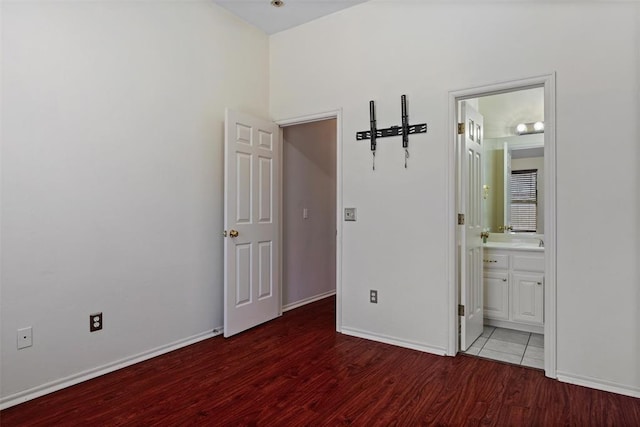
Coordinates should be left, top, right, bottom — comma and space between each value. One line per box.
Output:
447, 74, 557, 378
276, 109, 343, 332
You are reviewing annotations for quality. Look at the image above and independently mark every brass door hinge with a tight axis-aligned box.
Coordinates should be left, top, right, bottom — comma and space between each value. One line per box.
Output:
458, 304, 465, 316
458, 213, 465, 225
457, 123, 465, 135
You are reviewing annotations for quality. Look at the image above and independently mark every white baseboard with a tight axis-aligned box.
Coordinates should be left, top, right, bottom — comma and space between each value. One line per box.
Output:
340, 327, 447, 356
0, 328, 222, 410
282, 290, 336, 312
557, 371, 640, 398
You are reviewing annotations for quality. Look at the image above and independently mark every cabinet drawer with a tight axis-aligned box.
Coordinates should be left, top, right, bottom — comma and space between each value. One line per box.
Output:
512, 254, 544, 272
483, 253, 508, 269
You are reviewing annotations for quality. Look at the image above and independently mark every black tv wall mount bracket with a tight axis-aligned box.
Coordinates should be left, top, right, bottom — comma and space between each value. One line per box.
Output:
356, 95, 427, 169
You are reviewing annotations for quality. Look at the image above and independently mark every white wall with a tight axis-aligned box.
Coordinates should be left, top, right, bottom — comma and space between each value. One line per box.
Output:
270, 1, 640, 395
282, 120, 337, 308
1, 1, 269, 403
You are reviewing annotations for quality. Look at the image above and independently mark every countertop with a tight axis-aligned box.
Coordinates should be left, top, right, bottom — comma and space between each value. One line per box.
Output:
483, 241, 544, 252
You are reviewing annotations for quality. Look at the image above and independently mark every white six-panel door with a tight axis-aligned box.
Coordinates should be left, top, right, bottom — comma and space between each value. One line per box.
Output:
460, 101, 484, 351
224, 109, 280, 337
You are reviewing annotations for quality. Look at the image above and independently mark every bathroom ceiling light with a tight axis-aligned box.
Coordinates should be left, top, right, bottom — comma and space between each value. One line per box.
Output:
516, 121, 544, 135
271, 0, 284, 7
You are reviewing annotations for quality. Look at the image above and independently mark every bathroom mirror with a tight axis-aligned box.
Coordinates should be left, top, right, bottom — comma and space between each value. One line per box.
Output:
483, 134, 544, 234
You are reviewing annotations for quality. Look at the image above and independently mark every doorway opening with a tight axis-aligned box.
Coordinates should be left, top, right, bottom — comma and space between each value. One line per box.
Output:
448, 75, 556, 378
278, 111, 342, 330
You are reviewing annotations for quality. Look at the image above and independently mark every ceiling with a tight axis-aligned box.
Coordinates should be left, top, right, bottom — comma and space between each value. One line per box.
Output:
477, 87, 545, 139
212, 0, 369, 35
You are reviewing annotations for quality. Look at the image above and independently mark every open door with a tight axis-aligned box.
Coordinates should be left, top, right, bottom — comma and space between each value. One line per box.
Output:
459, 101, 484, 351
224, 109, 281, 337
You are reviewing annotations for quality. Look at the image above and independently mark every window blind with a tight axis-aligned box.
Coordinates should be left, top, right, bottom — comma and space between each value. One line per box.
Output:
510, 169, 537, 232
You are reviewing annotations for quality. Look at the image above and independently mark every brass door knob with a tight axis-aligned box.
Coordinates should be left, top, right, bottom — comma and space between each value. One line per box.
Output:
229, 229, 239, 238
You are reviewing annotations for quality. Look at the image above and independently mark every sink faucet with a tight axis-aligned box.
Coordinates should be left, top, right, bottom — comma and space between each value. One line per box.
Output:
539, 239, 544, 247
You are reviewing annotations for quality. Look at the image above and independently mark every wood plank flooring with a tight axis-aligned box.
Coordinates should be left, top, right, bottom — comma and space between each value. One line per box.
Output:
2, 296, 639, 426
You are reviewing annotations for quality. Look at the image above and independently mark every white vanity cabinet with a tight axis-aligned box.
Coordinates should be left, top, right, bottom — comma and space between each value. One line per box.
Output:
483, 247, 544, 333
512, 272, 544, 324
483, 271, 509, 320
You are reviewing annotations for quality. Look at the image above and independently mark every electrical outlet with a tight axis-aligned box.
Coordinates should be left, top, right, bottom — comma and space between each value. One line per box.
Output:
17, 327, 33, 349
90, 312, 103, 332
344, 208, 357, 221
370, 290, 378, 304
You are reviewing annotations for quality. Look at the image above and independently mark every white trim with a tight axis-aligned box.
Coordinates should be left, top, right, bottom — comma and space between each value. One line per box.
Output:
446, 87, 458, 356
0, 329, 220, 410
557, 372, 640, 399
447, 74, 557, 380
275, 109, 343, 333
341, 327, 447, 356
282, 290, 336, 312
276, 110, 340, 127
335, 111, 343, 333
277, 124, 285, 317
542, 74, 557, 379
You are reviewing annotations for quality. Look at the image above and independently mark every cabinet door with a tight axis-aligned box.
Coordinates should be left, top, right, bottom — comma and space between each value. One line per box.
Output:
484, 271, 509, 320
512, 272, 544, 325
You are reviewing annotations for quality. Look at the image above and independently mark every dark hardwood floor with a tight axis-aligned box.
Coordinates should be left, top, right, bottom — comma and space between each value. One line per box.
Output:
2, 296, 639, 426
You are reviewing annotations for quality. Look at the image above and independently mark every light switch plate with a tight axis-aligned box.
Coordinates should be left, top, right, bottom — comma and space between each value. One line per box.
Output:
344, 208, 357, 221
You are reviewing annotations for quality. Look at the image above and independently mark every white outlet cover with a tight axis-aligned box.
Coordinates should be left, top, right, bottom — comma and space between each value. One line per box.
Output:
17, 327, 33, 349
345, 207, 357, 221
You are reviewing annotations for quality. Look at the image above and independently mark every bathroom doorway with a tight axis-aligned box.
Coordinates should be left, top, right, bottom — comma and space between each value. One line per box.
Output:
448, 75, 557, 378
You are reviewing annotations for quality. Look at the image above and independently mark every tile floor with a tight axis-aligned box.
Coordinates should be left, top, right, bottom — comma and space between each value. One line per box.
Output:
464, 326, 544, 369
